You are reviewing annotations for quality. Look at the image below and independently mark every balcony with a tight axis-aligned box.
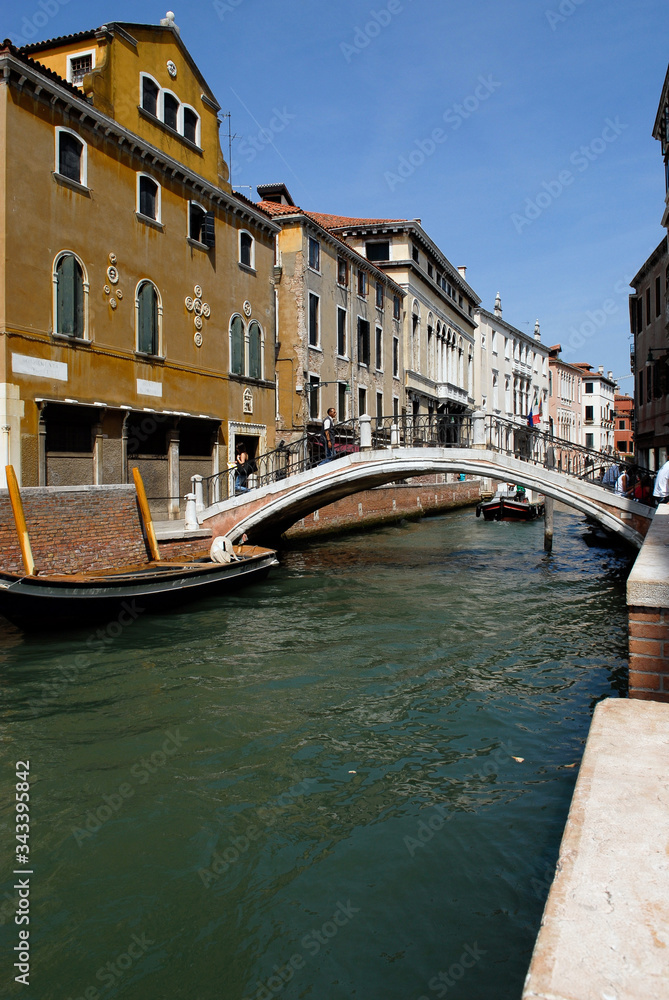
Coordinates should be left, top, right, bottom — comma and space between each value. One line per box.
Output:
437, 381, 470, 406
513, 359, 532, 379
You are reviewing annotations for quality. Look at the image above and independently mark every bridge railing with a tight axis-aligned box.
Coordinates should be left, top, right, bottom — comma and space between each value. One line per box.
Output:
200, 412, 652, 508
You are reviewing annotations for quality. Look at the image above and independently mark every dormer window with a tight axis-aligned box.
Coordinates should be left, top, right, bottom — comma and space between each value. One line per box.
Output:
67, 51, 94, 87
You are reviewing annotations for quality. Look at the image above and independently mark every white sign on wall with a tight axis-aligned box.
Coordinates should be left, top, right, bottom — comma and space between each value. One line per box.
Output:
12, 353, 68, 381
136, 378, 163, 398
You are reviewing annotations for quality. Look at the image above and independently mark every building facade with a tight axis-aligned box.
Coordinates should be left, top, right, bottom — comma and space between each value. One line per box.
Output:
305, 213, 480, 421
256, 186, 405, 437
629, 236, 669, 470
614, 394, 634, 461
573, 364, 616, 453
547, 345, 583, 444
476, 295, 549, 432
0, 18, 278, 509
652, 63, 669, 233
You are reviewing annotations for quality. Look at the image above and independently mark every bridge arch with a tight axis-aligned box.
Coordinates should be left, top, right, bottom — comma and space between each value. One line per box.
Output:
200, 448, 653, 548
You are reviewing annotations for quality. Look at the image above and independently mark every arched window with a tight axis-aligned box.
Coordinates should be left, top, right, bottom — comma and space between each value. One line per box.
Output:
248, 321, 262, 379
239, 231, 254, 269
54, 252, 86, 338
136, 281, 160, 355
230, 315, 244, 375
137, 174, 160, 222
56, 129, 86, 184
182, 106, 199, 145
163, 92, 179, 130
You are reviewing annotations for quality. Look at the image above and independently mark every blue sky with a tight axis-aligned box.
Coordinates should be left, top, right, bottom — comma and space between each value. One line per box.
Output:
8, 0, 669, 385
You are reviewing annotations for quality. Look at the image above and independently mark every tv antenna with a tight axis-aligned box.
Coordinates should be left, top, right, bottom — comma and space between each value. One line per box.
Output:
221, 112, 240, 178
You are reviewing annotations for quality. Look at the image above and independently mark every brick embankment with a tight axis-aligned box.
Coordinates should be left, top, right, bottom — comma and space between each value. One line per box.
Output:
627, 506, 669, 703
285, 478, 481, 540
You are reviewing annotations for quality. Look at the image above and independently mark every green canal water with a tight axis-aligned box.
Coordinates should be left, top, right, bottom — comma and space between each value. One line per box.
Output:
0, 506, 632, 1000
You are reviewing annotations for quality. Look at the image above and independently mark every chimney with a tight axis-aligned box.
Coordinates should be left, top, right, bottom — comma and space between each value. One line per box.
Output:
598, 365, 604, 374
458, 266, 467, 278
534, 319, 541, 341
494, 292, 502, 317
608, 370, 613, 380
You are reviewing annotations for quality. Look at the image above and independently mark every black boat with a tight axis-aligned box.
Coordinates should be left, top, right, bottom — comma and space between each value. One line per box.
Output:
476, 486, 545, 522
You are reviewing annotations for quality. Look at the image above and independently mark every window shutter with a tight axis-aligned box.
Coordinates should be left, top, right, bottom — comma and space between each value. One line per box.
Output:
56, 254, 84, 337
202, 213, 216, 248
248, 322, 261, 379
231, 316, 244, 375
138, 283, 158, 354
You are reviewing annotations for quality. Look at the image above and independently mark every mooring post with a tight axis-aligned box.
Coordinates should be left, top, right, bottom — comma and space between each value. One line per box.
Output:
544, 497, 554, 553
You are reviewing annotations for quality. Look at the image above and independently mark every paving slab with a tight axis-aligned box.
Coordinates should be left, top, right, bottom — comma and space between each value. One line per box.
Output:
522, 697, 669, 1000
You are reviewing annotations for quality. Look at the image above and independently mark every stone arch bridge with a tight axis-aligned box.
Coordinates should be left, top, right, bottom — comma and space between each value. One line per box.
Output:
198, 415, 653, 548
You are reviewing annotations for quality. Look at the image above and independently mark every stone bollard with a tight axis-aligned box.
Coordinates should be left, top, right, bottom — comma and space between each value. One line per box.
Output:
184, 492, 199, 531
191, 474, 204, 514
360, 413, 372, 451
390, 423, 400, 448
472, 410, 486, 449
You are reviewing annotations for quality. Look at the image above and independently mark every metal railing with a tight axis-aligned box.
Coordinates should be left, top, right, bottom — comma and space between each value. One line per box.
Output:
200, 413, 652, 508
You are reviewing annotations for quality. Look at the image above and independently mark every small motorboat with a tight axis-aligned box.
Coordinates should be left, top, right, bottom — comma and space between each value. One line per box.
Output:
476, 485, 544, 522
0, 465, 278, 630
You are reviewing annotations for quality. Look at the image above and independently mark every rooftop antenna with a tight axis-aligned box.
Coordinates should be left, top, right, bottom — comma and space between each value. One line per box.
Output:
221, 112, 240, 180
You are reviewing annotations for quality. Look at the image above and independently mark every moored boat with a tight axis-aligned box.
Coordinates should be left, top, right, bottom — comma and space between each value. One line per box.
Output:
476, 485, 544, 522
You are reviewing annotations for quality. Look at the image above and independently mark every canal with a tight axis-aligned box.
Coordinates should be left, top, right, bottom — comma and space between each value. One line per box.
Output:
0, 505, 632, 1000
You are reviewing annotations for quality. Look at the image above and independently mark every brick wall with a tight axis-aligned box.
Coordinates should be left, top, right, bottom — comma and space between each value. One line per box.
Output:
628, 606, 669, 703
0, 485, 150, 574
286, 479, 480, 539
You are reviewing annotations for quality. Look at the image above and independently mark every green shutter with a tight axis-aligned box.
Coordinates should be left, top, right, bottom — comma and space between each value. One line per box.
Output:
248, 322, 261, 379
56, 254, 84, 337
138, 282, 158, 354
231, 315, 244, 374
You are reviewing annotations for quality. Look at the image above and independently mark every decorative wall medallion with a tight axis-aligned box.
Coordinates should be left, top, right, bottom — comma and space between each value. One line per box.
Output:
167, 59, 177, 78
186, 284, 211, 346
243, 387, 253, 414
243, 300, 252, 317
110, 297, 117, 309
107, 265, 119, 284
103, 284, 111, 295
116, 289, 123, 300
108, 252, 117, 265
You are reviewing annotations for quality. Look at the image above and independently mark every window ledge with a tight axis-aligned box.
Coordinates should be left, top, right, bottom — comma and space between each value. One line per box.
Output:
336, 282, 349, 290
336, 354, 349, 361
53, 171, 91, 196
227, 374, 273, 388
308, 344, 323, 354
137, 106, 203, 154
307, 266, 321, 276
52, 332, 92, 344
187, 237, 211, 252
136, 213, 164, 231
134, 351, 166, 362
238, 262, 256, 275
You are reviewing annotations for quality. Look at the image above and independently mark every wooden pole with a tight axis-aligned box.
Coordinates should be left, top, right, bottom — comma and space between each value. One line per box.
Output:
132, 466, 160, 562
544, 496, 554, 553
5, 465, 35, 576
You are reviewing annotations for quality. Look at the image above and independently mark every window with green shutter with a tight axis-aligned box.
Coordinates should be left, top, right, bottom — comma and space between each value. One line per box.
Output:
230, 315, 244, 375
137, 281, 159, 354
248, 321, 261, 379
55, 254, 84, 338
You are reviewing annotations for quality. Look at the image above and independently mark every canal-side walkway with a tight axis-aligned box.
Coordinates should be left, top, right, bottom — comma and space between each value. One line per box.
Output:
522, 697, 669, 1000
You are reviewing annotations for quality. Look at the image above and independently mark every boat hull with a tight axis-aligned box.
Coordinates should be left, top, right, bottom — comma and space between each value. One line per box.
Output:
0, 548, 279, 630
476, 498, 544, 522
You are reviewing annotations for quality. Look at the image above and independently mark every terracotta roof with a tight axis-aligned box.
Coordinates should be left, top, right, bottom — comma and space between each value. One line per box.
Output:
0, 38, 91, 101
307, 212, 408, 229
257, 200, 302, 216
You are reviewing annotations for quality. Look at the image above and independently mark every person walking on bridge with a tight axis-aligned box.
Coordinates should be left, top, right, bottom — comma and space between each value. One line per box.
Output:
320, 408, 336, 463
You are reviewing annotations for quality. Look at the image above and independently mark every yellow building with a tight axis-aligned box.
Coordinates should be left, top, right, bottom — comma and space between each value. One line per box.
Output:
257, 185, 405, 436
0, 15, 278, 513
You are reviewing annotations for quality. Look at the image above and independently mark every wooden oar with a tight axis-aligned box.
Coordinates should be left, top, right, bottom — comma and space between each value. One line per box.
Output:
5, 465, 35, 576
132, 467, 160, 562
